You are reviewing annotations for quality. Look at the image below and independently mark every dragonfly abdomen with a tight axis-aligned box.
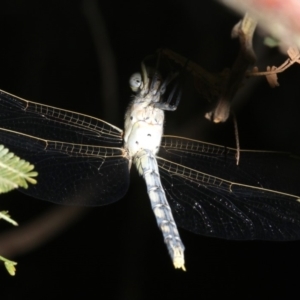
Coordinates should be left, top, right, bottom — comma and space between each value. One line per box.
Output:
134, 149, 186, 270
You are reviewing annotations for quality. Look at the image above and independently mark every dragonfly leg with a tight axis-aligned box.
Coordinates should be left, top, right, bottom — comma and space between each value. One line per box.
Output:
154, 51, 190, 111
153, 75, 182, 111
154, 85, 182, 111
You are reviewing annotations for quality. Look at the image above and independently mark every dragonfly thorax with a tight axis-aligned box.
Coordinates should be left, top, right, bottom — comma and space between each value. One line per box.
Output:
124, 99, 164, 158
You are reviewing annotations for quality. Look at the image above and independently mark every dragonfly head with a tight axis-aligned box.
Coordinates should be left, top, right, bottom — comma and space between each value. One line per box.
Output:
129, 72, 142, 92
129, 58, 182, 108
129, 62, 163, 95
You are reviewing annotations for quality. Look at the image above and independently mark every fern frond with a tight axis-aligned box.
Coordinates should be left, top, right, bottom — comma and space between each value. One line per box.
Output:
0, 145, 38, 194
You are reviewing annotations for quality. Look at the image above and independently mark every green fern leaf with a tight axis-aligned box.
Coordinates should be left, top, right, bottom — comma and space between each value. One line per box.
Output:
0, 145, 38, 193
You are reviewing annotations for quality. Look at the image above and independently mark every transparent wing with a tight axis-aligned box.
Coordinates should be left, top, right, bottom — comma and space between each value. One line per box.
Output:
0, 90, 129, 206
158, 136, 300, 240
0, 90, 122, 146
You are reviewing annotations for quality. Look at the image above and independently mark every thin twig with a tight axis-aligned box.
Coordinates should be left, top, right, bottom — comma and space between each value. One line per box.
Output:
0, 206, 89, 257
82, 0, 120, 124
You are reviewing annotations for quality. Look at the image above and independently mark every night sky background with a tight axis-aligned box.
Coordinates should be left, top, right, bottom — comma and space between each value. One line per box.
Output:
1, 1, 300, 299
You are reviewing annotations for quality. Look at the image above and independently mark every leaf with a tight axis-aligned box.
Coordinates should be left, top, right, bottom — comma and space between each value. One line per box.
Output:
265, 66, 279, 87
0, 145, 38, 194
264, 36, 280, 48
0, 210, 18, 226
0, 145, 38, 276
0, 256, 17, 276
287, 47, 300, 60
4, 261, 17, 276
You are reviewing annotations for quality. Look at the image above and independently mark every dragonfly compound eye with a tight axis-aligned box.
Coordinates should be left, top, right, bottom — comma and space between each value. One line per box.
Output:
129, 72, 142, 92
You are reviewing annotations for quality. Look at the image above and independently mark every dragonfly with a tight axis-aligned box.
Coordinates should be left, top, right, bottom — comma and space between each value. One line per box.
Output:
0, 61, 300, 271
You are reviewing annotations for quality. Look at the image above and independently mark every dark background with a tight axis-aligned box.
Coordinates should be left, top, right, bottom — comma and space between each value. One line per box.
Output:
0, 1, 300, 299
